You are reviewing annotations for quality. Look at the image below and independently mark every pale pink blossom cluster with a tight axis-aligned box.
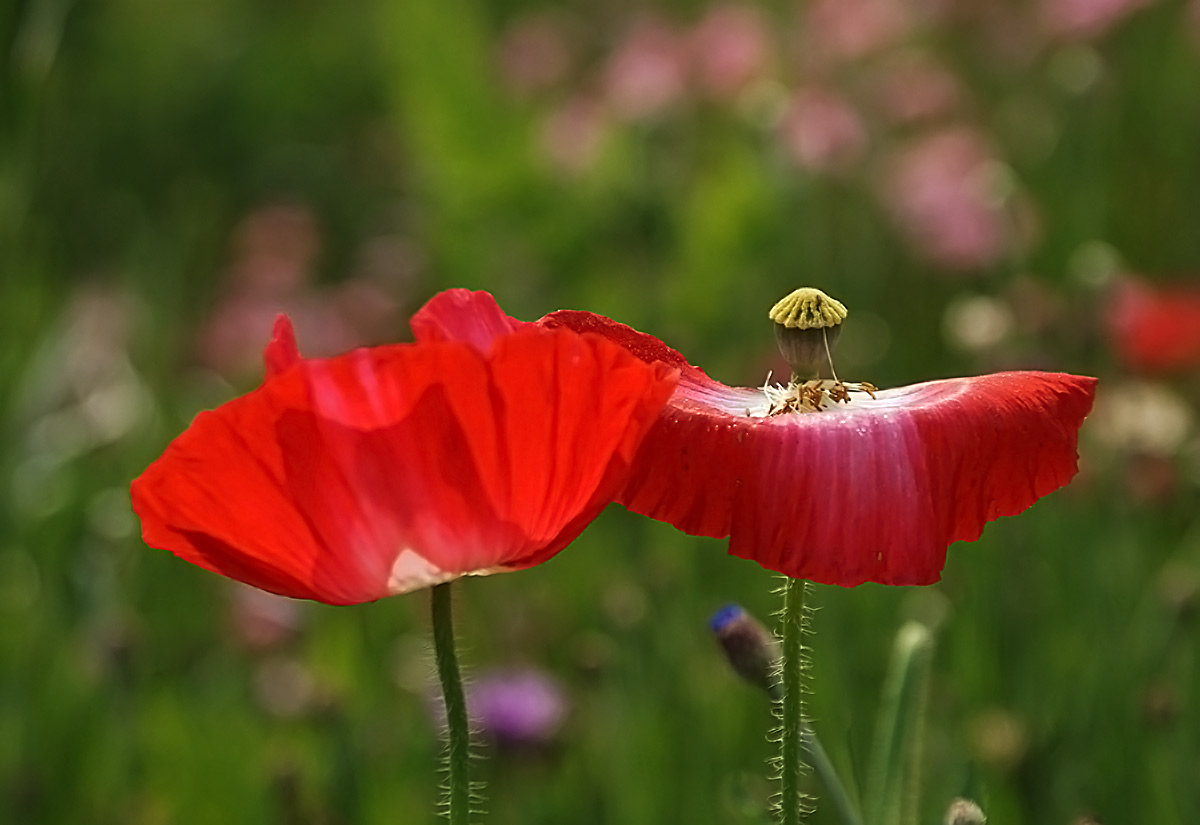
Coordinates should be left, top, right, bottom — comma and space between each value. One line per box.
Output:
500, 2, 1013, 271
509, 7, 774, 173
498, 0, 1171, 272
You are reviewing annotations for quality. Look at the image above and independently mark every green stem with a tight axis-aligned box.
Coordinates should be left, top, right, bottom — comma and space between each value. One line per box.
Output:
864, 622, 934, 825
431, 582, 471, 825
779, 577, 811, 825
804, 726, 865, 825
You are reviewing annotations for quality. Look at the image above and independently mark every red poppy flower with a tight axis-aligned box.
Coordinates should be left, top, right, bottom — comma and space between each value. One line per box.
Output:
131, 298, 678, 605
415, 290, 1097, 586
1106, 278, 1200, 373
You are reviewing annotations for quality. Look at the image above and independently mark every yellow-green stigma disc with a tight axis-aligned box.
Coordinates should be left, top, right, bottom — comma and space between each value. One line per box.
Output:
768, 287, 847, 330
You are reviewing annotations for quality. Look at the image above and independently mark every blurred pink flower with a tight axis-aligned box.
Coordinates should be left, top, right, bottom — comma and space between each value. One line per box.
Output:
778, 87, 868, 173
803, 0, 914, 65
198, 203, 402, 377
226, 202, 321, 296
1040, 0, 1156, 40
871, 52, 963, 124
689, 4, 773, 100
882, 128, 1009, 270
601, 17, 689, 120
496, 13, 573, 97
539, 94, 609, 174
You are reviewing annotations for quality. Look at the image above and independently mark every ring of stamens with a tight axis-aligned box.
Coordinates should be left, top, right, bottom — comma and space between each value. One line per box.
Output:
762, 378, 878, 416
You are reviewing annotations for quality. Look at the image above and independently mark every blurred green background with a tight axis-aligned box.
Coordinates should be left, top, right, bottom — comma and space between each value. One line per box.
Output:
3, 0, 1199, 822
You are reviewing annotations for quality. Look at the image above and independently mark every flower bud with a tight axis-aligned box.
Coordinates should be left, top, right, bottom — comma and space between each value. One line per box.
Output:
710, 604, 780, 699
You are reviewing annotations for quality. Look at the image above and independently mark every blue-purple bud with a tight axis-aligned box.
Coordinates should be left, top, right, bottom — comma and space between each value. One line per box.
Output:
710, 604, 780, 699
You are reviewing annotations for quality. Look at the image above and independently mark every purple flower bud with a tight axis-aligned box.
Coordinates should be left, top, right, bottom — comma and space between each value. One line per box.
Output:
430, 668, 568, 750
710, 604, 780, 698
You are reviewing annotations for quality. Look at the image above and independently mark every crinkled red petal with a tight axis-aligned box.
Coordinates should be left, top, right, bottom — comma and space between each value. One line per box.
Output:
410, 288, 525, 351
542, 310, 1097, 585
132, 321, 676, 604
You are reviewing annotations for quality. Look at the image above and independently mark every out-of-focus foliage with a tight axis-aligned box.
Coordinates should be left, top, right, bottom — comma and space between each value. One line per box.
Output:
3, 0, 1199, 823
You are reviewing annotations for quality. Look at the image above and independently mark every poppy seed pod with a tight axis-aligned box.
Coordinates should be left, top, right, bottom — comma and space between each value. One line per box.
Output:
769, 287, 847, 380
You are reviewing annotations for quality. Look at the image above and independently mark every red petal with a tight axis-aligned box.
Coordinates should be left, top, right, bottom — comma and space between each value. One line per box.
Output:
541, 310, 700, 375
410, 288, 525, 351
132, 324, 677, 604
540, 310, 1097, 586
264, 315, 301, 378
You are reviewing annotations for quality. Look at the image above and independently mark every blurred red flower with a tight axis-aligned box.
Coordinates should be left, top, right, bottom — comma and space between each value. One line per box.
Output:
131, 294, 678, 605
1106, 278, 1200, 373
417, 291, 1097, 587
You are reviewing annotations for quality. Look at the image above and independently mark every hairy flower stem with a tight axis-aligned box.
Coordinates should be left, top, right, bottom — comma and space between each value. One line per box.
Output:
431, 583, 471, 825
779, 577, 812, 825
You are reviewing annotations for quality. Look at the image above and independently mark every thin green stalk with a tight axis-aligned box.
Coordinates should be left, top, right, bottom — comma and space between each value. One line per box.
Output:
778, 577, 812, 825
431, 582, 471, 825
804, 725, 865, 825
864, 622, 934, 825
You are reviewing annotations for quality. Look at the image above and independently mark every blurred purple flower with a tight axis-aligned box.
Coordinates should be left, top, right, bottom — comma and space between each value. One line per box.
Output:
601, 16, 688, 121
471, 670, 568, 746
778, 87, 867, 173
882, 128, 1010, 270
689, 4, 773, 101
430, 668, 568, 748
